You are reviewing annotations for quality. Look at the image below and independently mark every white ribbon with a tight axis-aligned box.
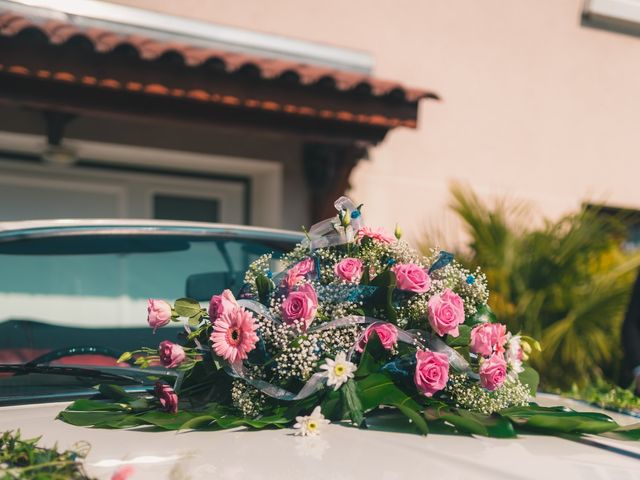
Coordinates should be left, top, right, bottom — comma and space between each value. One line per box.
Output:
226, 362, 328, 401
302, 196, 365, 250
238, 299, 276, 322
225, 313, 475, 400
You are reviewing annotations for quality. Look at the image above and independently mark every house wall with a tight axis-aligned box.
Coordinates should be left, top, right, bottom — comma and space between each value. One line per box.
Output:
108, 0, 640, 245
0, 105, 309, 230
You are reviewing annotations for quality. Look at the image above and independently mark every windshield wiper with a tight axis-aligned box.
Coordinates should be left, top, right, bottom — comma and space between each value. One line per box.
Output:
0, 364, 172, 385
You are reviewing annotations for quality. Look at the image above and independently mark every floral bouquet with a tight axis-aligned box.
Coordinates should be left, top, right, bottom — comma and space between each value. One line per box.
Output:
59, 197, 640, 440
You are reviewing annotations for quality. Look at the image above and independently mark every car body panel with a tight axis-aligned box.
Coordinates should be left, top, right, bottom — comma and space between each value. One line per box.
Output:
0, 219, 304, 244
0, 395, 639, 480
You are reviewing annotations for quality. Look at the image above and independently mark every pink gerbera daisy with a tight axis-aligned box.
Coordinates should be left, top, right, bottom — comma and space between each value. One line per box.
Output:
355, 226, 396, 244
210, 308, 259, 364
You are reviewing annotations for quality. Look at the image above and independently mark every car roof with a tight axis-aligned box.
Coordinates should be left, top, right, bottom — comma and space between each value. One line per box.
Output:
0, 219, 304, 243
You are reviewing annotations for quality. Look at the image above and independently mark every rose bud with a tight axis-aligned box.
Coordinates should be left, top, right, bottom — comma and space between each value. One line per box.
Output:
154, 382, 179, 414
147, 299, 172, 333
158, 340, 186, 369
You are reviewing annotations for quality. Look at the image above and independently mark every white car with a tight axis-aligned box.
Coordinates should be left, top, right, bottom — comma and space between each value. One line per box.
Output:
0, 220, 638, 479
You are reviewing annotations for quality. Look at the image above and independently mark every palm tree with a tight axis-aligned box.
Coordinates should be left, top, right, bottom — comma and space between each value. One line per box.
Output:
430, 184, 640, 389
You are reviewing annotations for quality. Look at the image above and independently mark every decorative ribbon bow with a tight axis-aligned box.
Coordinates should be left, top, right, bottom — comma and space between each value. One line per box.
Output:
302, 196, 365, 250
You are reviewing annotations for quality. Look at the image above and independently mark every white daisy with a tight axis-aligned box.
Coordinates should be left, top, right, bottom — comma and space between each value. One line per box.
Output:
293, 406, 329, 436
320, 352, 357, 390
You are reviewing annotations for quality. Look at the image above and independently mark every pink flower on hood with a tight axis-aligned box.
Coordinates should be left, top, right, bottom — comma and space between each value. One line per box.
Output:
356, 322, 398, 352
479, 353, 507, 391
334, 257, 364, 283
209, 289, 238, 320
281, 283, 318, 330
414, 350, 449, 397
111, 465, 135, 480
210, 307, 259, 365
158, 340, 186, 369
147, 299, 171, 333
154, 382, 179, 414
470, 323, 507, 357
355, 226, 396, 245
283, 258, 316, 288
392, 263, 431, 293
427, 289, 465, 337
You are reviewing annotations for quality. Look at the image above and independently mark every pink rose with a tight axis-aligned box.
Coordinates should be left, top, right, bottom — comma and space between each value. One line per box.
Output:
356, 322, 398, 352
158, 340, 186, 368
470, 323, 507, 357
414, 350, 449, 397
355, 226, 396, 244
281, 283, 318, 330
479, 354, 507, 391
209, 289, 238, 320
294, 258, 315, 275
154, 382, 179, 413
427, 288, 465, 337
147, 299, 172, 333
283, 258, 316, 288
392, 263, 431, 293
334, 258, 364, 282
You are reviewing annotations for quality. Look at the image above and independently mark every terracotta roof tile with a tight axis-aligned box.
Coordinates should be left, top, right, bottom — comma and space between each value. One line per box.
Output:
0, 11, 437, 103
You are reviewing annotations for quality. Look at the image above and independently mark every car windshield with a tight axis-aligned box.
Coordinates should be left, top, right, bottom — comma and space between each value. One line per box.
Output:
0, 227, 297, 404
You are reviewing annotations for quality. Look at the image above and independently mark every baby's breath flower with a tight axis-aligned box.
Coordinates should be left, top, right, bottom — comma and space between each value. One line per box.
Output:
445, 373, 530, 414
231, 378, 267, 417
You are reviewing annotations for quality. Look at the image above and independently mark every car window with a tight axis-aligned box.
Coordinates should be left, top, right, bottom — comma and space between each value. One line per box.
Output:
0, 231, 295, 370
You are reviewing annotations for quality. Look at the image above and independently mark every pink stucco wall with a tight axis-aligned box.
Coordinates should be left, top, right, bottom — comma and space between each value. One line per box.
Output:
110, 0, 640, 242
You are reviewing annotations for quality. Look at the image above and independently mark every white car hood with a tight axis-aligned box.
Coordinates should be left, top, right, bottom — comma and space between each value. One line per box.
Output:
1, 395, 639, 480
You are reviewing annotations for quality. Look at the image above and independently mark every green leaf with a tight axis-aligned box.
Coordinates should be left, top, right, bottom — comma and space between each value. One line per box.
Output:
357, 373, 422, 412
174, 298, 202, 317
361, 264, 371, 285
446, 324, 471, 347
369, 270, 398, 322
341, 379, 364, 426
425, 407, 517, 438
518, 366, 540, 396
57, 410, 132, 428
188, 310, 204, 327
255, 274, 272, 305
179, 415, 216, 430
366, 410, 446, 435
602, 423, 640, 441
98, 384, 135, 402
138, 411, 201, 430
320, 389, 342, 421
501, 404, 619, 435
393, 402, 429, 435
58, 399, 291, 432
355, 331, 385, 378
467, 304, 497, 325
65, 399, 127, 412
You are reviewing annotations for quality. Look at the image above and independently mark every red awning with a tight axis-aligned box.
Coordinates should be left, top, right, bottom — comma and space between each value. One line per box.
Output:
0, 10, 437, 143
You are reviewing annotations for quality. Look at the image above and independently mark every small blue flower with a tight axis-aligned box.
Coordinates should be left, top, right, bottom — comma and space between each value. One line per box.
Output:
350, 210, 361, 219
387, 258, 396, 266
466, 275, 475, 285
267, 270, 273, 278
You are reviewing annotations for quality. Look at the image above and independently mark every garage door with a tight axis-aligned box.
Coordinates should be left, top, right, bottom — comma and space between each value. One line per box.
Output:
0, 160, 247, 224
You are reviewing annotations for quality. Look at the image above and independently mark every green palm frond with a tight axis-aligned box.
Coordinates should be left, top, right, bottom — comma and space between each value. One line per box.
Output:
424, 185, 640, 388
